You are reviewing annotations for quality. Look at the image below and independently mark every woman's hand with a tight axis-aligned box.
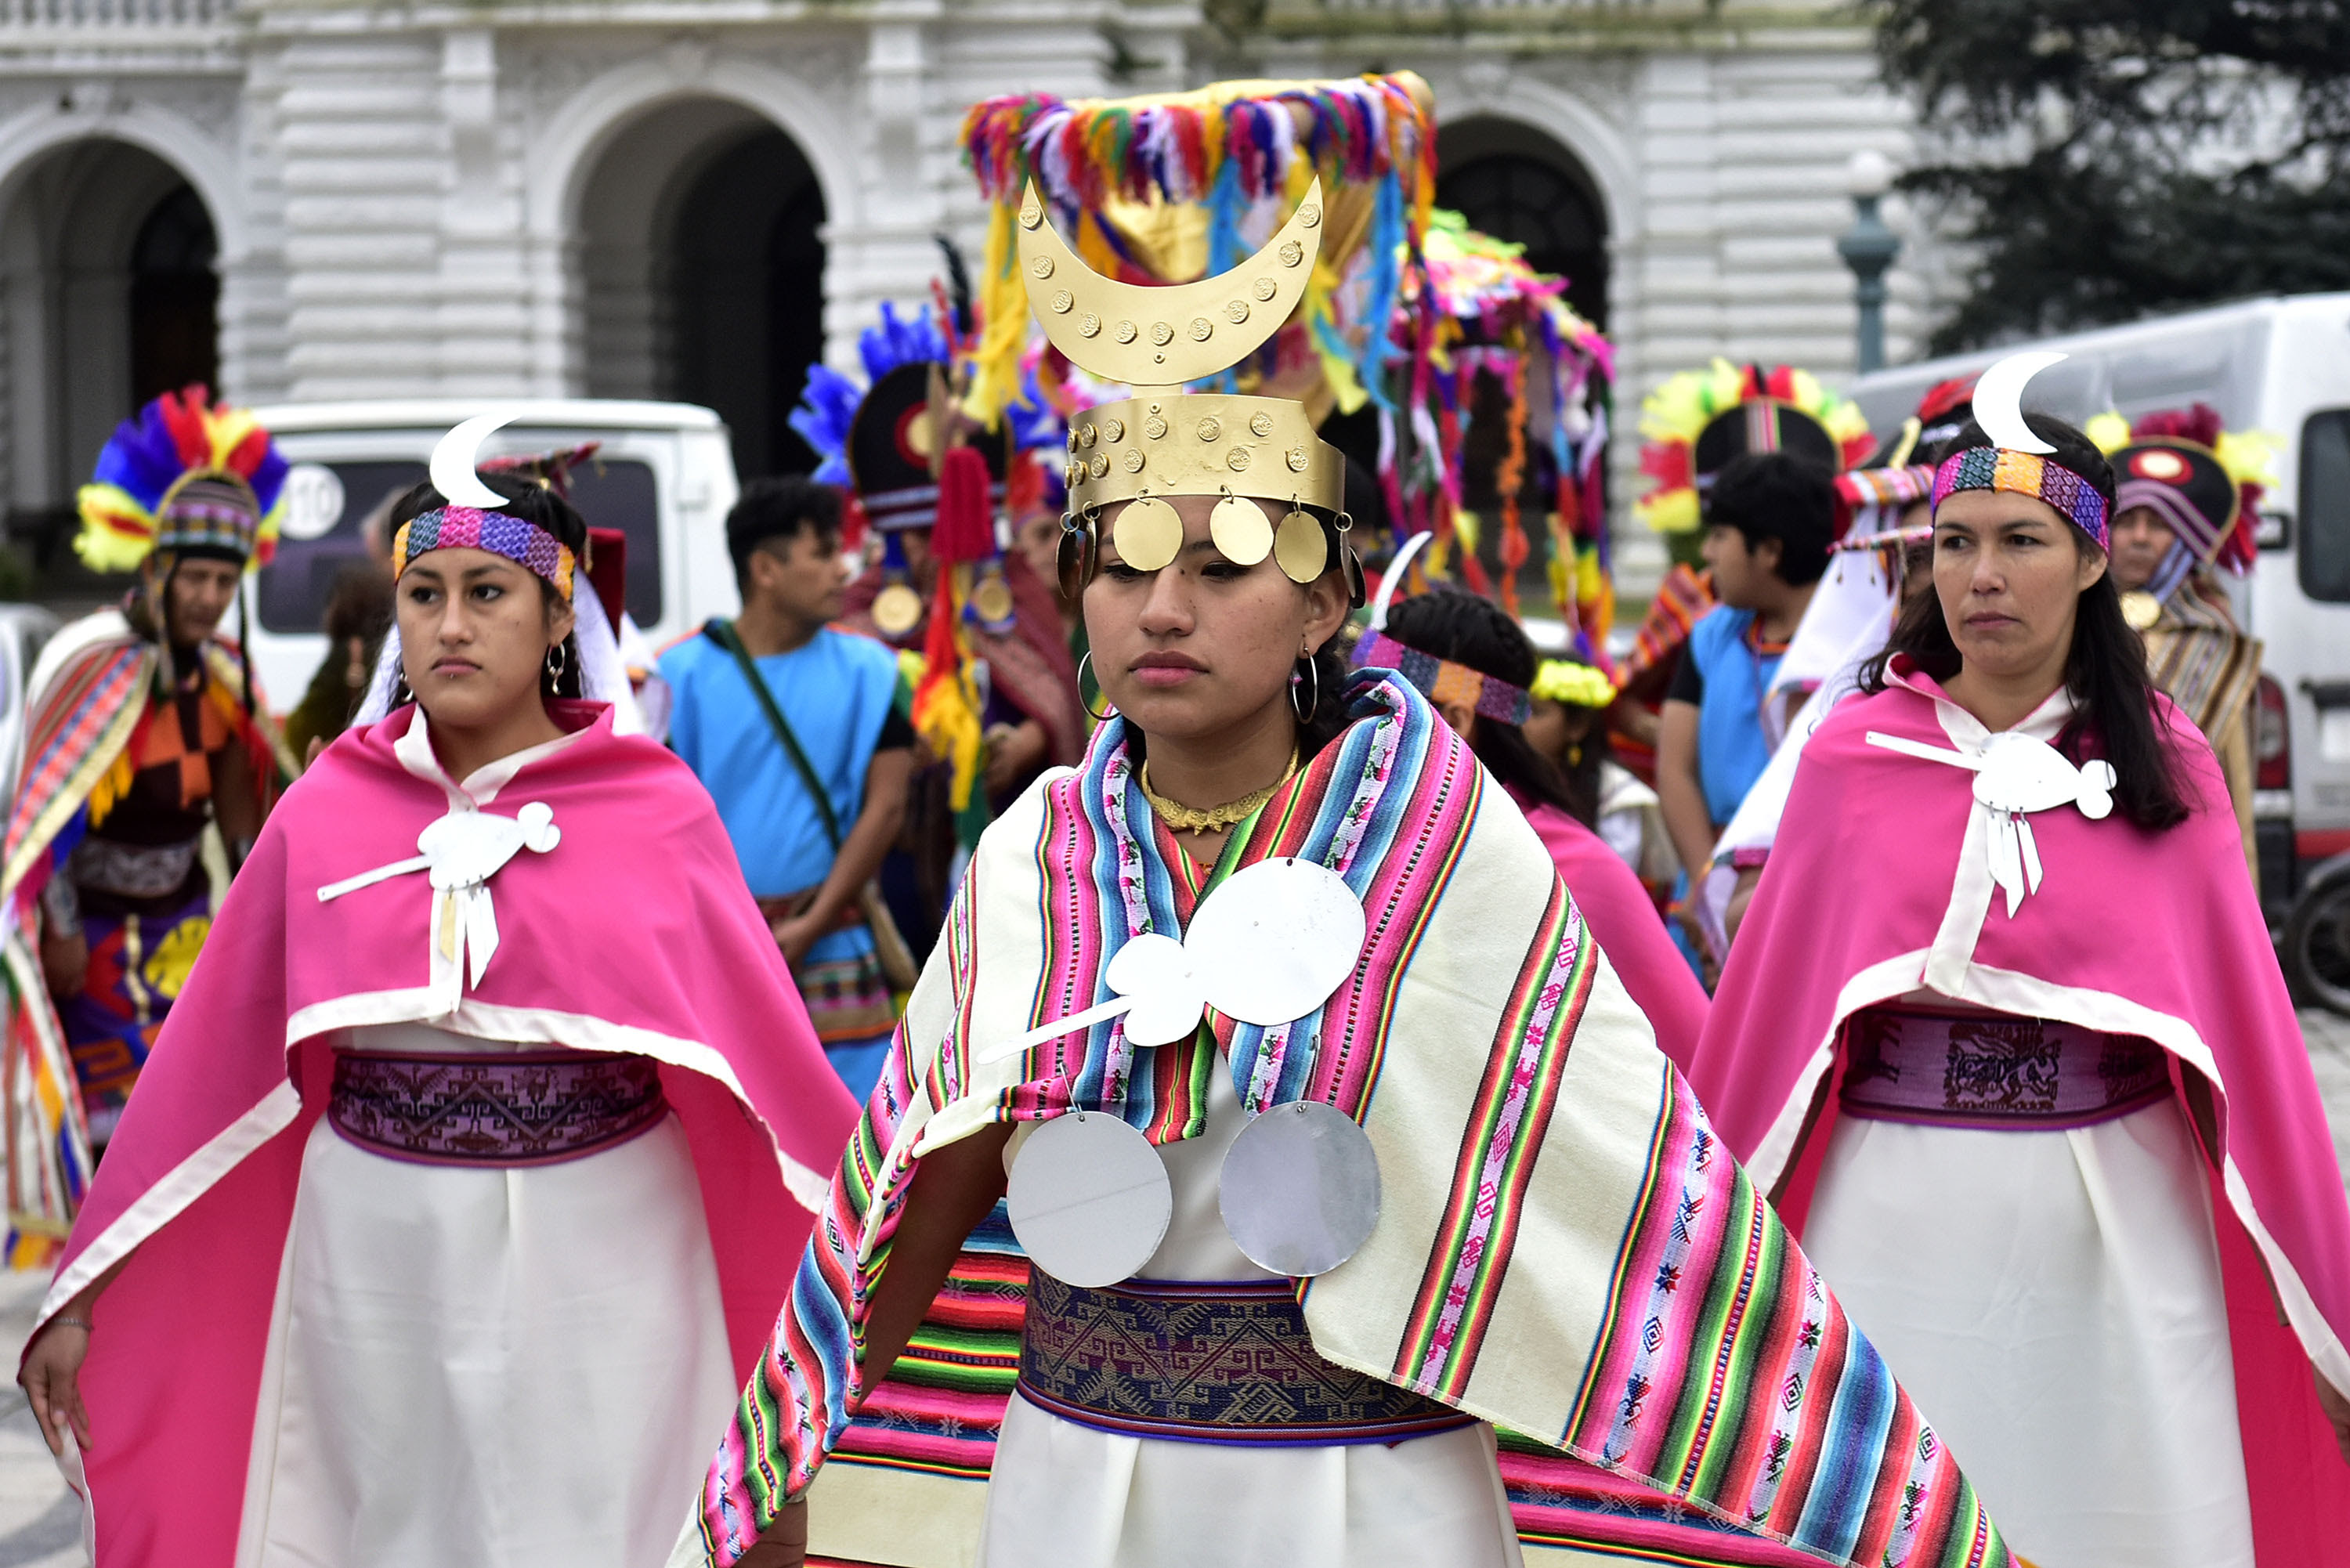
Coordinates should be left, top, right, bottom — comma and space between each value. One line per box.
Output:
770, 909, 823, 970
18, 1319, 93, 1457
2318, 1368, 2350, 1467
733, 1500, 808, 1567
983, 719, 1048, 799
39, 930, 87, 1001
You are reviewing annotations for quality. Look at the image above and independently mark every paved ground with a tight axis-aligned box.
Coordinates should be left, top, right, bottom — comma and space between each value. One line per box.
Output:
0, 1013, 2347, 1564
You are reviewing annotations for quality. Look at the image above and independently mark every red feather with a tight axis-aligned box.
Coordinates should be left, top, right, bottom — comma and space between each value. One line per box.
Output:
160, 386, 212, 468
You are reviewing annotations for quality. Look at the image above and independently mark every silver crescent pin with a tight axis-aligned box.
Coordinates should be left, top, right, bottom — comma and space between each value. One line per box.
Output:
1970, 351, 2065, 455
429, 411, 518, 509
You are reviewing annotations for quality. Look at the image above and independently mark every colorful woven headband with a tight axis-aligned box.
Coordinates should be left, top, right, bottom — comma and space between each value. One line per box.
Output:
1930, 447, 2110, 551
1352, 631, 1532, 726
392, 507, 577, 602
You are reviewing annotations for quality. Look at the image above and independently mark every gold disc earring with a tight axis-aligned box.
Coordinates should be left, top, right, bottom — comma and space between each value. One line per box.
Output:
1273, 507, 1328, 584
1209, 490, 1273, 565
1113, 495, 1184, 573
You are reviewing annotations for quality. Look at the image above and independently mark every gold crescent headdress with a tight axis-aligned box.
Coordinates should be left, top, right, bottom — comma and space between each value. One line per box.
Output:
1020, 179, 1358, 599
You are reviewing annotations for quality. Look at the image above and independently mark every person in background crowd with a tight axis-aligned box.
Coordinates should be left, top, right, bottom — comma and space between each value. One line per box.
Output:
1655, 450, 1835, 975
16, 440, 858, 1568
660, 477, 915, 1100
1, 388, 294, 1167
833, 345, 1083, 810
1690, 383, 2350, 1567
1372, 589, 1708, 1068
2102, 406, 2267, 883
284, 560, 393, 764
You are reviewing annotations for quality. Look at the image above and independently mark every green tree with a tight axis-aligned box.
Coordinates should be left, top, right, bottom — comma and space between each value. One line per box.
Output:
1879, 0, 2350, 352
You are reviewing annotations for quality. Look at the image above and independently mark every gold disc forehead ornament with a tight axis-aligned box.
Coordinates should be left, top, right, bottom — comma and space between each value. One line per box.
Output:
1209, 492, 1274, 566
1113, 496, 1184, 574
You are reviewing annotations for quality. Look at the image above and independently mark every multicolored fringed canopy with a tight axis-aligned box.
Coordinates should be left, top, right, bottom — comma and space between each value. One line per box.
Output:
958, 73, 1437, 421
1390, 209, 1615, 652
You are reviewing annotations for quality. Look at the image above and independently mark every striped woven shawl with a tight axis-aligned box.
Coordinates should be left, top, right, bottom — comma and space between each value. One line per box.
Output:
696, 672, 2014, 1568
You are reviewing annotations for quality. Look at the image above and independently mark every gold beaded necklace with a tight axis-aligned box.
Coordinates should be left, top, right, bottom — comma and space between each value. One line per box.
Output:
1137, 746, 1300, 833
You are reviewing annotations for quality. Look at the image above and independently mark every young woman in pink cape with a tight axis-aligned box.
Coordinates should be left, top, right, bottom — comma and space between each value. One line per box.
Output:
1687, 383, 2350, 1567
1361, 589, 1708, 1068
15, 444, 861, 1568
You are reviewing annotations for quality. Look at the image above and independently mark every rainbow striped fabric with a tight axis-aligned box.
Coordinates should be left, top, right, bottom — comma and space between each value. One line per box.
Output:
698, 671, 2014, 1568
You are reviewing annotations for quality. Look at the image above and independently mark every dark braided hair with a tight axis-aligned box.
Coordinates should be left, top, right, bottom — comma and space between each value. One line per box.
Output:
1380, 587, 1585, 821
1860, 412, 2191, 832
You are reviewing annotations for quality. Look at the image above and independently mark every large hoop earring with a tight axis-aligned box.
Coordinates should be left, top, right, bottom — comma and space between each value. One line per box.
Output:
1077, 651, 1112, 722
545, 641, 568, 681
1289, 654, 1320, 725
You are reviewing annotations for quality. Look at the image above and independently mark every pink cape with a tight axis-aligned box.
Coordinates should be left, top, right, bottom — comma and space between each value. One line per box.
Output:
29, 702, 860, 1567
1517, 795, 1709, 1068
1687, 663, 2350, 1559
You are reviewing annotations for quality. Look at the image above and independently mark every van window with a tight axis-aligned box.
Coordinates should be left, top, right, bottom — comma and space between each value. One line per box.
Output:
257, 457, 665, 632
563, 459, 663, 625
258, 461, 426, 634
2303, 410, 2350, 605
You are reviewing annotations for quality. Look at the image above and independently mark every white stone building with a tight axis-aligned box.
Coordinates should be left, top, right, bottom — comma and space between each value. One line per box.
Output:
0, 0, 1929, 578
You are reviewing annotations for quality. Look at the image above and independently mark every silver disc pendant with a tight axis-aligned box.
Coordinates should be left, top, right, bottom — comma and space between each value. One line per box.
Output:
1217, 1100, 1382, 1277
1006, 1110, 1173, 1288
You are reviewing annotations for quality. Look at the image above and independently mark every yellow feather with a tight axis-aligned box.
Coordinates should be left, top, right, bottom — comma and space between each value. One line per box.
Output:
2084, 411, 2132, 454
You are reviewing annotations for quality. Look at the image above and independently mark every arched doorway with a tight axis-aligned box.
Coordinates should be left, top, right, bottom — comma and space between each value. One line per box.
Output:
1437, 119, 1610, 330
574, 99, 827, 480
1, 140, 220, 547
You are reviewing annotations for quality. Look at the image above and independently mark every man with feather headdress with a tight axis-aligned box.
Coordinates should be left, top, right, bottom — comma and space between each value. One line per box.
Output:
2096, 404, 2273, 882
0, 387, 294, 1211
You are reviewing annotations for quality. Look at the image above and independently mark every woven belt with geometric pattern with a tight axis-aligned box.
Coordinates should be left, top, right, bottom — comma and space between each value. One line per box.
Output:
328, 1048, 667, 1167
1838, 1006, 2171, 1131
1018, 1270, 1476, 1447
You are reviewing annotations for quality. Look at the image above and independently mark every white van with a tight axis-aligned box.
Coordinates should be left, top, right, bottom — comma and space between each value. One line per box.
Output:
240, 399, 744, 716
1849, 294, 2350, 926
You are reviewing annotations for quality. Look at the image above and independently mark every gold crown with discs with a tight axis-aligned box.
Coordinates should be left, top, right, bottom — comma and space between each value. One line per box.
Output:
1019, 179, 1354, 592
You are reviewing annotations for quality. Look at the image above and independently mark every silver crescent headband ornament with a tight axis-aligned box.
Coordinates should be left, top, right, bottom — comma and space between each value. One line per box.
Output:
1969, 352, 2066, 456
429, 410, 519, 510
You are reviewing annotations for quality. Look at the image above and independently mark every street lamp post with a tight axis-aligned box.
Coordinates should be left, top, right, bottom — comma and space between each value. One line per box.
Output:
1838, 150, 1901, 376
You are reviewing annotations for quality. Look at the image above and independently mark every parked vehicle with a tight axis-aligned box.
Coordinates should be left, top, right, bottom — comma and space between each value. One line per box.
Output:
1849, 294, 2350, 945
0, 602, 62, 796
240, 399, 745, 716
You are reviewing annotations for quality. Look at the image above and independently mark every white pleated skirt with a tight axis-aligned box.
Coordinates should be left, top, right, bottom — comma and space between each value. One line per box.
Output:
234, 1034, 735, 1568
1802, 1097, 2254, 1568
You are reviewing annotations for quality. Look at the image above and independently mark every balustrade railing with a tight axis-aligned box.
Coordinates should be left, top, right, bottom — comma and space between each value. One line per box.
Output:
0, 0, 228, 27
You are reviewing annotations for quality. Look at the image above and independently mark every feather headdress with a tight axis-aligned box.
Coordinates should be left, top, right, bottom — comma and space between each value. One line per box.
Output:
1634, 360, 1873, 533
2090, 402, 2279, 574
75, 385, 287, 573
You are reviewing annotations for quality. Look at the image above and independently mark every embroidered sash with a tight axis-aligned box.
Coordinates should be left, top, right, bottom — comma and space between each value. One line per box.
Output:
1839, 1006, 2170, 1130
1018, 1271, 1474, 1446
328, 1048, 667, 1165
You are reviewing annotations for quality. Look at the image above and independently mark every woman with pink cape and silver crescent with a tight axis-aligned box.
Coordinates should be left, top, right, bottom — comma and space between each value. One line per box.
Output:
1687, 357, 2350, 1568
15, 417, 861, 1568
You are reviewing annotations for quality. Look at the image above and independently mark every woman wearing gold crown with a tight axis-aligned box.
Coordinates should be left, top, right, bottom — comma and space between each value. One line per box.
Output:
687, 181, 2023, 1568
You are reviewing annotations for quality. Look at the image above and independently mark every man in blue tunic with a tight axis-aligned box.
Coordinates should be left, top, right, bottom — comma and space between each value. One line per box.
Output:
660, 477, 914, 1098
